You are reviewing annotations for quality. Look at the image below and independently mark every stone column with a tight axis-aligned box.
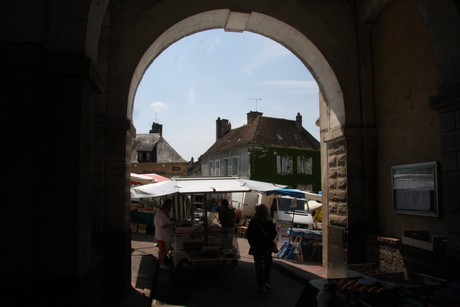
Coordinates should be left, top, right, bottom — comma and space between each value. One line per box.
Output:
325, 139, 348, 277
325, 126, 378, 278
1, 45, 103, 303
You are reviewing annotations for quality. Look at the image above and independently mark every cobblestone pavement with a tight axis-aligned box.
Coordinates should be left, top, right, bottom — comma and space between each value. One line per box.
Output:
129, 233, 326, 306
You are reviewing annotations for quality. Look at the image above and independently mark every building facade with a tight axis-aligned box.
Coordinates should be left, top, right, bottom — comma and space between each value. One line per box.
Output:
131, 122, 188, 178
201, 111, 321, 192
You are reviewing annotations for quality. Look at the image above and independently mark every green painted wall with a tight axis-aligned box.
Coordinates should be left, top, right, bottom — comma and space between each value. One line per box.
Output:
249, 147, 321, 192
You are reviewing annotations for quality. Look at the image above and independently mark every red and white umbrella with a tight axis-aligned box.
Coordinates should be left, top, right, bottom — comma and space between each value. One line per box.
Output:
140, 173, 170, 183
130, 173, 156, 186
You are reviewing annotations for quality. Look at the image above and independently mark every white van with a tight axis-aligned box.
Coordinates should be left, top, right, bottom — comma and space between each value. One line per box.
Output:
231, 191, 259, 218
259, 191, 322, 234
273, 196, 314, 225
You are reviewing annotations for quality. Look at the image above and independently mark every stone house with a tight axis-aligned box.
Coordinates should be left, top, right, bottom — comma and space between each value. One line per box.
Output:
131, 122, 188, 177
200, 111, 321, 192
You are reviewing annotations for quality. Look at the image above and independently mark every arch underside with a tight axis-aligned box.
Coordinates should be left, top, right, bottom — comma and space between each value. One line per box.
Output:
128, 10, 345, 135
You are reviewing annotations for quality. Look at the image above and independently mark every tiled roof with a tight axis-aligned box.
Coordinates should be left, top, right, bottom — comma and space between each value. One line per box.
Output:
132, 133, 187, 163
203, 115, 319, 155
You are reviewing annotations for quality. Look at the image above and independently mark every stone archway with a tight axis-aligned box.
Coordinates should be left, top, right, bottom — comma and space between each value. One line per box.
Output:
3, 0, 460, 304
127, 10, 345, 129
125, 9, 346, 271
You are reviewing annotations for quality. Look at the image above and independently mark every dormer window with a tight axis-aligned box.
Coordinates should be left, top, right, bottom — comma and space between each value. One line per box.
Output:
137, 151, 155, 163
137, 151, 150, 162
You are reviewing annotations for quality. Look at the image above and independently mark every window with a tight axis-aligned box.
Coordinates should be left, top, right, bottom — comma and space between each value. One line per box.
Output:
137, 150, 155, 163
224, 158, 229, 176
208, 161, 214, 176
232, 157, 239, 175
279, 198, 306, 211
277, 155, 293, 174
215, 160, 221, 176
297, 156, 313, 174
137, 151, 150, 163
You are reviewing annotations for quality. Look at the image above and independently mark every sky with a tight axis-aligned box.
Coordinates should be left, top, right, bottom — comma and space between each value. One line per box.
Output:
133, 29, 319, 162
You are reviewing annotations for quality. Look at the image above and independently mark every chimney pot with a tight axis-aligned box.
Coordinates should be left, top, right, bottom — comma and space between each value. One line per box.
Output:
247, 111, 263, 124
296, 112, 302, 127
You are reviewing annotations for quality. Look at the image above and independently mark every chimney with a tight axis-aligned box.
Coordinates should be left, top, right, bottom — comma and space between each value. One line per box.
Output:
296, 112, 302, 128
216, 117, 231, 140
149, 122, 163, 136
247, 111, 263, 124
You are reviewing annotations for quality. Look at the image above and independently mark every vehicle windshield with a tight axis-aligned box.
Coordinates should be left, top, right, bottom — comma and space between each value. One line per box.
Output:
278, 198, 306, 212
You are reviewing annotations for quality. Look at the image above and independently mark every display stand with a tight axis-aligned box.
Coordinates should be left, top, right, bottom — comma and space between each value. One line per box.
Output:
172, 224, 239, 268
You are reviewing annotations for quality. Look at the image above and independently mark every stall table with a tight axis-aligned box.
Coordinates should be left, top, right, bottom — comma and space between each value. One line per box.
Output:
172, 225, 239, 269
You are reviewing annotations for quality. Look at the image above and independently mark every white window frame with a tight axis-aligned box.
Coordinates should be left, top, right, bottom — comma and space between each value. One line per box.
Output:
232, 156, 239, 175
277, 155, 293, 174
297, 156, 313, 175
223, 158, 229, 176
215, 160, 221, 176
208, 161, 214, 176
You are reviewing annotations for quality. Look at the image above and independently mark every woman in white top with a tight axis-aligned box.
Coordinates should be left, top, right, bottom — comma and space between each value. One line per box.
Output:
154, 199, 175, 269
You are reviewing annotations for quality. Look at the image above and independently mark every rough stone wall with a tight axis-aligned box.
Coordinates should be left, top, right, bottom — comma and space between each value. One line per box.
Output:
328, 140, 348, 228
326, 140, 348, 276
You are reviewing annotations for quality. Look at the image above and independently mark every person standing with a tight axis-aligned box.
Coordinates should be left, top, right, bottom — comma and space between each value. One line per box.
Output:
218, 199, 236, 247
154, 199, 175, 269
247, 204, 277, 294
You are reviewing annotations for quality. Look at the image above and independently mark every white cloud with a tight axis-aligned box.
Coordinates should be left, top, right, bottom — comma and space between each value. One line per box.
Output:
149, 101, 168, 112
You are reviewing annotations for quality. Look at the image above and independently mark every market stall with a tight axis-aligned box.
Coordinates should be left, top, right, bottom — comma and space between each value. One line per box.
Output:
130, 173, 171, 233
131, 176, 286, 268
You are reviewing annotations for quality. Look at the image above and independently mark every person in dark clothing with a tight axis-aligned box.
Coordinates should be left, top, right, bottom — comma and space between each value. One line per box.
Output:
270, 198, 277, 219
247, 204, 277, 294
218, 199, 236, 247
218, 199, 235, 228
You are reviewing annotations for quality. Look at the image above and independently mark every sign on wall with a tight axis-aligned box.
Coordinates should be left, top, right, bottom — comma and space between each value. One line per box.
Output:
391, 161, 439, 217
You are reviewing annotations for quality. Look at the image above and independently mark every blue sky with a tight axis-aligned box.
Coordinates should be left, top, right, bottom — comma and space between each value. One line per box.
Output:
133, 29, 319, 161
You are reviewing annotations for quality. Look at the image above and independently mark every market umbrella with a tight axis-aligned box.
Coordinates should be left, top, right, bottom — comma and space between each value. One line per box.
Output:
130, 176, 287, 198
265, 188, 322, 201
130, 173, 156, 186
307, 200, 322, 211
131, 179, 179, 198
141, 173, 170, 183
238, 178, 286, 192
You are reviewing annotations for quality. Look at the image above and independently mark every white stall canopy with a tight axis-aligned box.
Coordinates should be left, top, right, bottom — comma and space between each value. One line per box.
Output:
131, 176, 287, 199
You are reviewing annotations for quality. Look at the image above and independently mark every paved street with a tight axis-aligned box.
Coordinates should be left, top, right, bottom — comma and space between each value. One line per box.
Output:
131, 233, 320, 306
